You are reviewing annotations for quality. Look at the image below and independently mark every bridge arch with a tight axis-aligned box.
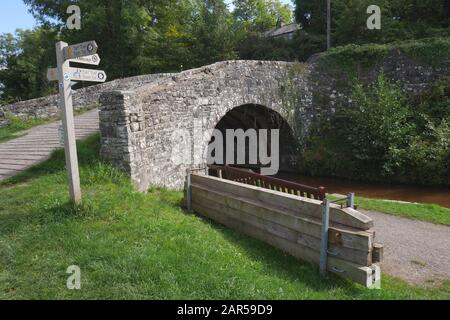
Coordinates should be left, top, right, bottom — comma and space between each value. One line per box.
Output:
99, 60, 312, 191
207, 103, 299, 174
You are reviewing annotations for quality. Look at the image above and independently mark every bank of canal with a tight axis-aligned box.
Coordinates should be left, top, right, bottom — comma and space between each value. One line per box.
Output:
277, 174, 450, 209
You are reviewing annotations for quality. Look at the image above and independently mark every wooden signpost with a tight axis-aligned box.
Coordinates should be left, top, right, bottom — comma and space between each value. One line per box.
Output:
47, 41, 107, 204
69, 54, 101, 65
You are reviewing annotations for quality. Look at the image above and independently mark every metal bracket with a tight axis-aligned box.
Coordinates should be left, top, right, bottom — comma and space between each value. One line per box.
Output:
320, 192, 356, 275
319, 199, 330, 276
331, 267, 346, 274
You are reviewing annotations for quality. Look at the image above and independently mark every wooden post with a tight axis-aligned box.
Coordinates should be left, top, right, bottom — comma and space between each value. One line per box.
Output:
56, 41, 82, 204
186, 169, 192, 211
347, 192, 355, 209
320, 198, 330, 275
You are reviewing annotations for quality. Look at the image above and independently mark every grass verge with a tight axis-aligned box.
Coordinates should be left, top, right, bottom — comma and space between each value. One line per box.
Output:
0, 135, 449, 299
329, 195, 450, 226
0, 106, 98, 143
0, 115, 49, 143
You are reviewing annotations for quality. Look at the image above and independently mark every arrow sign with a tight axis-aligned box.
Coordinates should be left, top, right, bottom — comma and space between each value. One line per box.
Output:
48, 67, 107, 83
63, 41, 98, 60
67, 67, 107, 82
69, 54, 101, 66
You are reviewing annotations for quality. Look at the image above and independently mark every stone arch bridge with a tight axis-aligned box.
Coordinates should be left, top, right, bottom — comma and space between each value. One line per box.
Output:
1, 54, 443, 187
99, 60, 317, 191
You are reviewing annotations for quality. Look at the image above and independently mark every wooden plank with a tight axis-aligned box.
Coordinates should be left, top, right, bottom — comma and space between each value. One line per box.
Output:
0, 151, 50, 156
372, 243, 384, 264
0, 163, 29, 171
193, 196, 372, 266
0, 147, 55, 152
192, 183, 373, 252
192, 175, 373, 230
0, 159, 37, 166
0, 168, 18, 175
192, 201, 377, 288
63, 41, 98, 60
0, 155, 49, 161
370, 264, 382, 289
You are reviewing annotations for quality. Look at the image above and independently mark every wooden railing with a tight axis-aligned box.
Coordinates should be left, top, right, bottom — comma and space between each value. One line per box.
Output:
208, 165, 326, 200
188, 174, 379, 288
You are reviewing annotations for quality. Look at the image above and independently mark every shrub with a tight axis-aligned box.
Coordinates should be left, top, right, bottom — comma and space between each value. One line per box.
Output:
300, 74, 450, 186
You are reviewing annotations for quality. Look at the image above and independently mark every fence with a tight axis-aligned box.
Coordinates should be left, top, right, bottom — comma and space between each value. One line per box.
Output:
186, 172, 382, 288
208, 165, 326, 200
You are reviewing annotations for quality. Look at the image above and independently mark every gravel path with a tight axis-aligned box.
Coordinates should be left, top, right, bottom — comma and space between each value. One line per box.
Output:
0, 109, 99, 181
362, 209, 450, 286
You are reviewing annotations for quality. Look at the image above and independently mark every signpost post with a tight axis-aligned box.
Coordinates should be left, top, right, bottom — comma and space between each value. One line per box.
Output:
48, 41, 106, 204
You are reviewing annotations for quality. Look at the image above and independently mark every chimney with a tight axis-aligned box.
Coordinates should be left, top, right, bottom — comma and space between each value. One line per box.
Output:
276, 17, 285, 29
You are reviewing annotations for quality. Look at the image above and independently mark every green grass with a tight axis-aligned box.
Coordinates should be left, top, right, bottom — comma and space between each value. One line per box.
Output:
0, 115, 49, 143
0, 106, 98, 143
318, 36, 450, 76
329, 195, 450, 226
1, 135, 449, 300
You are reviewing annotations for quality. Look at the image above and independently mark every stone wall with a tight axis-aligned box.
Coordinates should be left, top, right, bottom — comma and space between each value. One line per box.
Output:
308, 51, 450, 124
0, 73, 173, 127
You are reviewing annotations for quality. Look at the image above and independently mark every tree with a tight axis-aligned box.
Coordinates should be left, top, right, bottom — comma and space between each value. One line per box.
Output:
189, 0, 238, 66
390, 0, 447, 27
333, 0, 395, 45
294, 0, 327, 33
233, 0, 293, 32
294, 0, 450, 46
1, 0, 244, 101
22, 0, 239, 77
0, 27, 58, 103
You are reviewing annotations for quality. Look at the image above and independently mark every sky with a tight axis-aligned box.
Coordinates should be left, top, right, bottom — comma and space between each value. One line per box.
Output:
0, 0, 38, 34
0, 0, 294, 35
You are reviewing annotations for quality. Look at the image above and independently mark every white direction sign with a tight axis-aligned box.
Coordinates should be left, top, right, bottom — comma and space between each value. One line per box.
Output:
63, 40, 98, 60
47, 66, 106, 83
67, 68, 107, 82
69, 54, 101, 66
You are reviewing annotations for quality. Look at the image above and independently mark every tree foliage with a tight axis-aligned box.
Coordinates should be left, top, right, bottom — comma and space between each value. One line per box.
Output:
0, 0, 449, 104
233, 0, 293, 32
301, 74, 450, 186
294, 0, 450, 46
0, 27, 58, 104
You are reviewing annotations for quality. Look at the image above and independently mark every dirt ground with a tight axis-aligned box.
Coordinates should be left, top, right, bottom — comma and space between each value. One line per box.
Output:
362, 209, 450, 286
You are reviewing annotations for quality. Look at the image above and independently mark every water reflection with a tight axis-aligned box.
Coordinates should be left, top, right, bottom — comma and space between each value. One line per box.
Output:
277, 173, 450, 209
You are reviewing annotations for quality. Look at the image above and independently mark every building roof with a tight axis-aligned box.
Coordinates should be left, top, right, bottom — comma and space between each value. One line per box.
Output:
264, 23, 301, 38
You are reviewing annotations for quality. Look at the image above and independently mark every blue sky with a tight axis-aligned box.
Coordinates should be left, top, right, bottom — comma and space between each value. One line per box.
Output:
0, 0, 294, 35
0, 0, 38, 34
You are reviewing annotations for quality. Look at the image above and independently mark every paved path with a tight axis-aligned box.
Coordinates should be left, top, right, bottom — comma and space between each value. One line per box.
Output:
0, 109, 99, 181
363, 209, 450, 286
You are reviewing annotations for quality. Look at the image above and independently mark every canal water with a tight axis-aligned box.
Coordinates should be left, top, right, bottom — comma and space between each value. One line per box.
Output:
277, 174, 450, 209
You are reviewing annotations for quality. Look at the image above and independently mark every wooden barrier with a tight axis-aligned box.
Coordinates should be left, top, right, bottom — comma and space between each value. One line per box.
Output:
208, 165, 326, 200
189, 174, 381, 288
